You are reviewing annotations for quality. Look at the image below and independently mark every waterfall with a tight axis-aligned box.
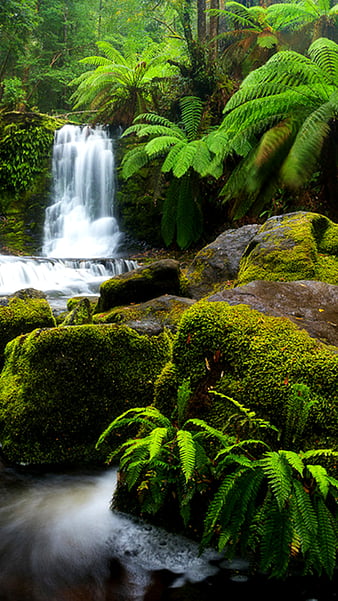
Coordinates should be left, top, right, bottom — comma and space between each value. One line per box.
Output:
0, 124, 137, 302
43, 124, 122, 258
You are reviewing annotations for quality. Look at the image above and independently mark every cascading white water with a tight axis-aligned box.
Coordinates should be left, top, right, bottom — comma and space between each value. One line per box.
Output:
42, 124, 122, 258
0, 124, 137, 301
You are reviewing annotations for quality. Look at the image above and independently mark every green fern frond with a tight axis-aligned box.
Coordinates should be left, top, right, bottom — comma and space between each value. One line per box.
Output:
121, 146, 149, 179
161, 141, 187, 173
176, 176, 203, 249
179, 96, 204, 142
302, 448, 338, 460
308, 37, 338, 85
259, 498, 293, 578
291, 479, 318, 553
147, 427, 169, 460
281, 102, 333, 187
177, 378, 192, 427
279, 450, 305, 476
123, 459, 148, 489
314, 496, 337, 577
176, 429, 196, 482
260, 452, 293, 509
172, 142, 198, 178
145, 135, 182, 158
161, 179, 178, 247
306, 464, 330, 498
208, 2, 263, 31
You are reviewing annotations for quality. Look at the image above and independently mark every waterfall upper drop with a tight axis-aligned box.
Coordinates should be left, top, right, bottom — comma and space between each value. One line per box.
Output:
43, 124, 122, 258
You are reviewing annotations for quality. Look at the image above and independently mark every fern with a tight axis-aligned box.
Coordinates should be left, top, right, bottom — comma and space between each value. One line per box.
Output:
260, 452, 293, 510
177, 429, 196, 482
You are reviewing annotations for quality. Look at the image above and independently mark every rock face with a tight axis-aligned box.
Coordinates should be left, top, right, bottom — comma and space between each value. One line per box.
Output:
208, 280, 338, 347
96, 259, 181, 312
184, 224, 259, 299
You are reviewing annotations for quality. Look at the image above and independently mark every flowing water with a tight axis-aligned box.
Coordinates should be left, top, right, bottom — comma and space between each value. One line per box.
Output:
0, 467, 336, 601
0, 124, 136, 304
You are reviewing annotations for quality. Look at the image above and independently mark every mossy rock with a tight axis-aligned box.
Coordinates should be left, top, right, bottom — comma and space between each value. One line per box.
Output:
0, 295, 56, 366
61, 298, 93, 326
155, 301, 338, 448
93, 294, 195, 335
237, 212, 338, 285
95, 259, 181, 312
0, 324, 172, 466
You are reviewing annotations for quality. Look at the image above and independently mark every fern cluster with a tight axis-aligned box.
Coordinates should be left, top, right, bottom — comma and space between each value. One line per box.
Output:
97, 380, 338, 579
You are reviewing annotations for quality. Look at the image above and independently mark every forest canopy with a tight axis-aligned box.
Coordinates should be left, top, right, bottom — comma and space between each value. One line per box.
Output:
1, 0, 338, 248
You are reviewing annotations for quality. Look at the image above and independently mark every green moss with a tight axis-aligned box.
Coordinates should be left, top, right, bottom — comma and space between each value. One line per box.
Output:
162, 301, 338, 448
0, 324, 172, 465
0, 296, 56, 366
236, 212, 338, 286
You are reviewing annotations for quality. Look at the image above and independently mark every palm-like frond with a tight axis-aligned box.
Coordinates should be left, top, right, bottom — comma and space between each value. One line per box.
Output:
308, 36, 338, 83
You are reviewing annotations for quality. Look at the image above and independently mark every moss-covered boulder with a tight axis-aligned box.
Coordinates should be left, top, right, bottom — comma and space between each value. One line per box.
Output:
93, 294, 195, 335
184, 224, 259, 299
0, 293, 56, 366
0, 324, 172, 465
95, 259, 181, 312
155, 301, 338, 448
237, 212, 338, 285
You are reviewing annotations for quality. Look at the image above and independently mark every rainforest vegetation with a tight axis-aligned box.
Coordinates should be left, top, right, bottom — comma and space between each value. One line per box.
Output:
1, 0, 338, 249
1, 0, 338, 580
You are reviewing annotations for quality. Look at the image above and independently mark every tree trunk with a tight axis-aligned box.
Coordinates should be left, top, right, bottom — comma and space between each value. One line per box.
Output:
209, 0, 219, 61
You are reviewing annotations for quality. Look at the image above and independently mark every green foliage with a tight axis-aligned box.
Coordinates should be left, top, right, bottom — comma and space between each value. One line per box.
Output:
210, 36, 338, 219
97, 379, 223, 524
122, 96, 221, 248
70, 41, 178, 126
202, 447, 338, 578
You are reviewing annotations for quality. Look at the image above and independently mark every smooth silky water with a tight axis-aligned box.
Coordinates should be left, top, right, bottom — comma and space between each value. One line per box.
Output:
0, 467, 335, 601
0, 124, 137, 307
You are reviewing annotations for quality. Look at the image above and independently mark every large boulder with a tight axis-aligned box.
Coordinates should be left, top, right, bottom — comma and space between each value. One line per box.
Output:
0, 324, 172, 465
183, 224, 259, 299
155, 301, 338, 448
95, 259, 181, 312
237, 212, 338, 285
208, 280, 338, 347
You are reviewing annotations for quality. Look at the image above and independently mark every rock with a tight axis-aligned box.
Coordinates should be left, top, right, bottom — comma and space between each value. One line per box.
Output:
61, 297, 93, 326
155, 301, 338, 448
11, 288, 47, 300
0, 324, 172, 465
237, 212, 338, 285
95, 259, 181, 312
93, 294, 196, 336
0, 295, 56, 368
184, 224, 259, 299
208, 280, 338, 347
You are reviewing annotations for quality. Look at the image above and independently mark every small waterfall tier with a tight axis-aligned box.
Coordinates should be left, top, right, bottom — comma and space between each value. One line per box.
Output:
0, 124, 137, 302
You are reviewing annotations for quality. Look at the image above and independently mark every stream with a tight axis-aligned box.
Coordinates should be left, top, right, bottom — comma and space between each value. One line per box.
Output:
0, 467, 336, 601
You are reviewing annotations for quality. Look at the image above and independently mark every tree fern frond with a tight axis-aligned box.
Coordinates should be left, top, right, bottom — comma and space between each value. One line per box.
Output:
172, 142, 198, 178
179, 96, 204, 142
145, 136, 181, 158
176, 176, 203, 249
208, 2, 263, 31
96, 41, 128, 65
308, 37, 338, 85
290, 479, 318, 554
191, 140, 214, 176
281, 102, 333, 187
121, 146, 149, 179
176, 429, 196, 481
259, 499, 293, 578
161, 141, 187, 173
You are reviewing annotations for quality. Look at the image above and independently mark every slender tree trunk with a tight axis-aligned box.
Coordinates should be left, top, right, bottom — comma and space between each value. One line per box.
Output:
209, 0, 219, 60
197, 0, 206, 44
